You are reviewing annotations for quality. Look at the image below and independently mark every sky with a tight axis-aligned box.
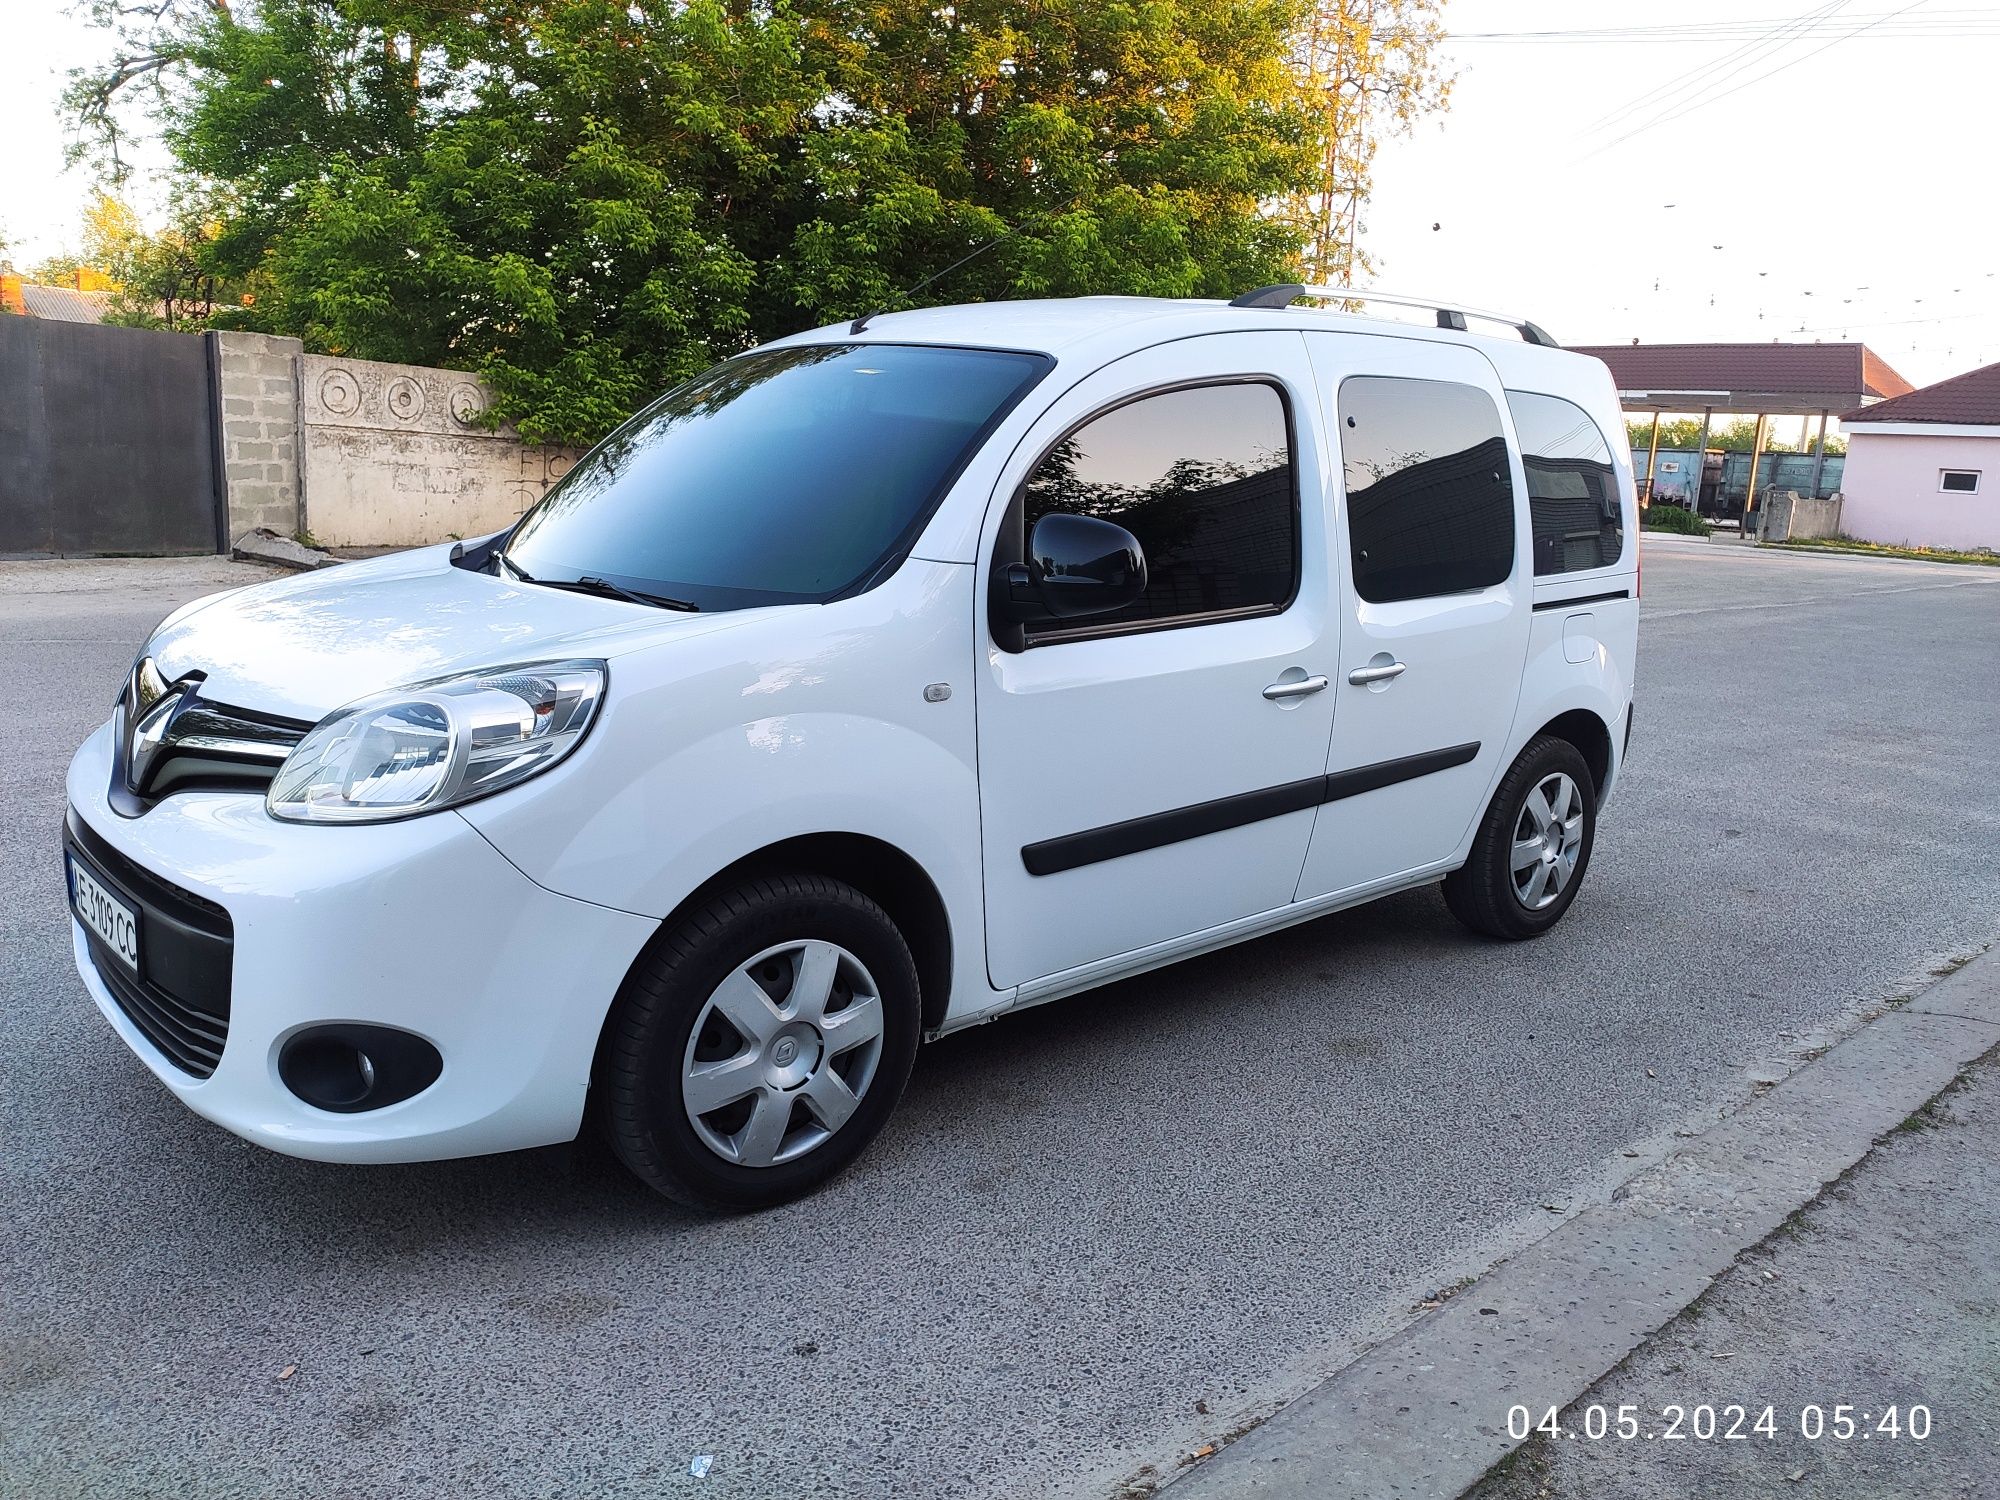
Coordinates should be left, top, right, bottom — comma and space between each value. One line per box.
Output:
3, 0, 1997, 397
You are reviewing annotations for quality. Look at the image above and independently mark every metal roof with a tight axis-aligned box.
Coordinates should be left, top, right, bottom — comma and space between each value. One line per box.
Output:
1840, 358, 2000, 426
17, 283, 112, 323
1567, 341, 1913, 415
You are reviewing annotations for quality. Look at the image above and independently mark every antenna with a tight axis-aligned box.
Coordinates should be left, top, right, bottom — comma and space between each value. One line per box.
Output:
849, 208, 1061, 335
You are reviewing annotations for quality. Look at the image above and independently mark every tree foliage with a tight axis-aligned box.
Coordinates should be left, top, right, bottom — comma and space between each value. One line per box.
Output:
23, 190, 231, 329
69, 0, 1326, 444
1625, 416, 1845, 455
1291, 0, 1451, 284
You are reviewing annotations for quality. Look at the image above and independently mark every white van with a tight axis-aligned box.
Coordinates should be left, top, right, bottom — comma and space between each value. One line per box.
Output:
63, 288, 1638, 1209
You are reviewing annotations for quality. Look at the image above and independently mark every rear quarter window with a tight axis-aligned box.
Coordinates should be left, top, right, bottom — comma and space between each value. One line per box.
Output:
1505, 391, 1625, 576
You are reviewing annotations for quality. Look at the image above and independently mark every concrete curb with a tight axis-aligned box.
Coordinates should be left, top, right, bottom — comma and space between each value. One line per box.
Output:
1163, 949, 2000, 1500
231, 527, 337, 572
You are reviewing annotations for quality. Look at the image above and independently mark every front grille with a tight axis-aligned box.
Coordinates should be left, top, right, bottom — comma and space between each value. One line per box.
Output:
111, 668, 310, 816
66, 812, 234, 1079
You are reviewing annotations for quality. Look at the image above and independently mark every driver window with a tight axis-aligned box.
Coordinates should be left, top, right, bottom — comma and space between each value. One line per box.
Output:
1021, 381, 1298, 639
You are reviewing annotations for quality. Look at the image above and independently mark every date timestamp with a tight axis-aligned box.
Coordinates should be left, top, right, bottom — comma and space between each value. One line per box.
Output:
1507, 1403, 1932, 1443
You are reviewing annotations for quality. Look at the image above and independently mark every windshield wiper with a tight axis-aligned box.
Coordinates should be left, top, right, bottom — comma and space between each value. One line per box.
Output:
495, 551, 699, 612
569, 575, 699, 612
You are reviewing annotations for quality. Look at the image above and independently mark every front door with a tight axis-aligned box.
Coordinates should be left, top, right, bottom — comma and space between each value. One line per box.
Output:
975, 332, 1339, 991
1295, 334, 1533, 900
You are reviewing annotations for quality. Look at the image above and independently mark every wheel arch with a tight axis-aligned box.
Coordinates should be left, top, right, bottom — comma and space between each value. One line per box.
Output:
634, 833, 955, 1036
1531, 707, 1615, 797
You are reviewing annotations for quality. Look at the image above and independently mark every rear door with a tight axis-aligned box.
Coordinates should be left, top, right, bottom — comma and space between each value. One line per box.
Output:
1295, 335, 1532, 900
975, 332, 1339, 991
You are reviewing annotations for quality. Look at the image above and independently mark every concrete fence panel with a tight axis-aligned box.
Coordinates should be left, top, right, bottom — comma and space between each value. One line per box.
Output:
298, 355, 583, 548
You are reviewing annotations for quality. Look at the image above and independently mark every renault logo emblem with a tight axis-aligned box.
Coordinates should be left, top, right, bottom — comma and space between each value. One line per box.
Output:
123, 657, 188, 796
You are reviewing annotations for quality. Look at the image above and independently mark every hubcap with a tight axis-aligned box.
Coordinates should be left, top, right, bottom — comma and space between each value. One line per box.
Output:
1509, 771, 1584, 911
681, 940, 886, 1168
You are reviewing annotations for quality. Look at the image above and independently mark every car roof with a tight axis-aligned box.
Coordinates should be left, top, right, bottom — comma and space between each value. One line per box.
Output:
764, 295, 1610, 400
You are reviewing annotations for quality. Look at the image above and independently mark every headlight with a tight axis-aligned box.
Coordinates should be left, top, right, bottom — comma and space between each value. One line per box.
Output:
267, 660, 605, 824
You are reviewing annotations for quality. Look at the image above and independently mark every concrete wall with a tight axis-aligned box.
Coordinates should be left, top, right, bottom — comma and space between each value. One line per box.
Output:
1757, 490, 1845, 542
299, 355, 583, 548
212, 332, 304, 542
1841, 430, 2000, 550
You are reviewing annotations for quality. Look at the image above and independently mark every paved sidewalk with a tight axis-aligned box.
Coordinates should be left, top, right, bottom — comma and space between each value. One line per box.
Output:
1468, 1057, 2000, 1500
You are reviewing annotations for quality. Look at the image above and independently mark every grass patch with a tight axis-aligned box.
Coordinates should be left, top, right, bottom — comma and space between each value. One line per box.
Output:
1641, 504, 1711, 537
1766, 535, 2000, 566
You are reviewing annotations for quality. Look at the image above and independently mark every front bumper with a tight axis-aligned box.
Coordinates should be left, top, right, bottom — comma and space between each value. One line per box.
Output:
64, 718, 657, 1163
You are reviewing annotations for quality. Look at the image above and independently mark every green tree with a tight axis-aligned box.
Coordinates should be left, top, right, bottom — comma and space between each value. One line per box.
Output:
1624, 417, 1844, 455
69, 0, 1321, 444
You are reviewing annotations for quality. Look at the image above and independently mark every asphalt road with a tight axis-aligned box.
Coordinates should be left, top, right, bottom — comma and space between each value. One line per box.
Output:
4, 543, 1999, 1500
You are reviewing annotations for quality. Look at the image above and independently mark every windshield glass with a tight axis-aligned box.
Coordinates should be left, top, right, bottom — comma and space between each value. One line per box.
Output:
502, 343, 1052, 610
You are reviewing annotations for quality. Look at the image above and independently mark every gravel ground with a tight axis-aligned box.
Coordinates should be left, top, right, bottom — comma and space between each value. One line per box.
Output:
1467, 1051, 2000, 1500
3, 543, 1999, 1500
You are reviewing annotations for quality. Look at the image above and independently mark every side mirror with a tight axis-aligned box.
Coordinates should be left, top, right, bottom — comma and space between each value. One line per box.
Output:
995, 513, 1148, 626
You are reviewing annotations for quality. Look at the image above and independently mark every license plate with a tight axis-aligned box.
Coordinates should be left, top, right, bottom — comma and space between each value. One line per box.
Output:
69, 854, 140, 974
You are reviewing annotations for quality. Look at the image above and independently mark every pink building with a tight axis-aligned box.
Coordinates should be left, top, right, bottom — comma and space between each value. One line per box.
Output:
1839, 361, 2000, 551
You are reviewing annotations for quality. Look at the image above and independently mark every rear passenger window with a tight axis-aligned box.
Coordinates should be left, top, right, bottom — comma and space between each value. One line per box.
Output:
1021, 381, 1297, 636
1339, 376, 1516, 603
1506, 391, 1624, 575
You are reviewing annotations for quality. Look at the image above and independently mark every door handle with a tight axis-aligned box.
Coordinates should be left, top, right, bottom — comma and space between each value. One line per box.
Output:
1262, 674, 1331, 701
1347, 661, 1407, 685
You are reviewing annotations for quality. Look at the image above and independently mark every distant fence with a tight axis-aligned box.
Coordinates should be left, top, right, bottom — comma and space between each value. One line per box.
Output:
0, 318, 224, 556
0, 321, 580, 556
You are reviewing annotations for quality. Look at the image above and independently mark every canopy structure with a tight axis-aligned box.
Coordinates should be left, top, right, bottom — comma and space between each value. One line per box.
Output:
1568, 342, 1915, 516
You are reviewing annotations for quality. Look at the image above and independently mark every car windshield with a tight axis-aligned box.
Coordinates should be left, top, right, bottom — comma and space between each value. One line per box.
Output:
501, 343, 1052, 611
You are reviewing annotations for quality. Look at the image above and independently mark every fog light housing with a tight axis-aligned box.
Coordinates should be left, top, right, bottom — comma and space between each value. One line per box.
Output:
278, 1025, 442, 1113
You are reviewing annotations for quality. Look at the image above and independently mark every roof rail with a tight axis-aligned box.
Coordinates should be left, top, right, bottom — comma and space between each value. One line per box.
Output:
1229, 284, 1560, 349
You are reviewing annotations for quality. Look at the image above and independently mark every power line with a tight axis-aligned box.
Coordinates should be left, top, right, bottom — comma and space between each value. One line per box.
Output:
1456, 10, 2000, 43
1583, 0, 1851, 138
1587, 0, 1935, 156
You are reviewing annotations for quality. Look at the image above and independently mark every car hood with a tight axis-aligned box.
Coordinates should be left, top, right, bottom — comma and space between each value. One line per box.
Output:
149, 543, 760, 721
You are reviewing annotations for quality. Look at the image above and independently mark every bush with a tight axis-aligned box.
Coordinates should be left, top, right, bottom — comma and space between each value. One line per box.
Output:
1644, 504, 1711, 537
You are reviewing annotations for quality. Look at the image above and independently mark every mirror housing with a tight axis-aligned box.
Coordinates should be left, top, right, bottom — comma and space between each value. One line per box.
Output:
995, 513, 1148, 627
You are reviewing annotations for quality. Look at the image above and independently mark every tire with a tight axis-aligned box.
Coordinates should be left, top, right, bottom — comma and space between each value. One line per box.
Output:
595, 872, 921, 1211
1443, 735, 1598, 941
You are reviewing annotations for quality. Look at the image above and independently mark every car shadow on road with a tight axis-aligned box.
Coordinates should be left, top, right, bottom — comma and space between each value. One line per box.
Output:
79, 885, 1477, 1262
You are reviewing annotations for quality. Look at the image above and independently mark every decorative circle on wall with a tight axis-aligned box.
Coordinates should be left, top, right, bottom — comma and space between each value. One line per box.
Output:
448, 383, 487, 428
317, 368, 362, 417
386, 376, 426, 422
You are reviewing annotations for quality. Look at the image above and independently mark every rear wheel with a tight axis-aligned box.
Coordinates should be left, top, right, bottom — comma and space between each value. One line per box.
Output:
1443, 735, 1597, 940
595, 873, 921, 1210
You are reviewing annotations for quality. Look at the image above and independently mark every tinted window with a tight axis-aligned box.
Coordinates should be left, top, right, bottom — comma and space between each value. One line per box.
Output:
504, 343, 1049, 610
1021, 382, 1295, 634
1941, 469, 1980, 493
1340, 377, 1516, 603
1507, 391, 1624, 575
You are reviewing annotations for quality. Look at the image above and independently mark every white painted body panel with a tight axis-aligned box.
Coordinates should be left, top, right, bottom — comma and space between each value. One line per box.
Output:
65, 721, 657, 1161
63, 292, 1640, 1164
458, 559, 999, 1026
972, 332, 1338, 989
1295, 334, 1534, 898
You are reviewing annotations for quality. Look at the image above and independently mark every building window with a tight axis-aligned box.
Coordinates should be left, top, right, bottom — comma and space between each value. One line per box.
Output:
1940, 469, 1981, 494
1020, 381, 1297, 638
1339, 376, 1516, 603
1505, 390, 1624, 575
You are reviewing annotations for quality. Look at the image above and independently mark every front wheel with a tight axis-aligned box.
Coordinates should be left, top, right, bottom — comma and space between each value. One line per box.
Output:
594, 873, 921, 1210
1443, 735, 1597, 940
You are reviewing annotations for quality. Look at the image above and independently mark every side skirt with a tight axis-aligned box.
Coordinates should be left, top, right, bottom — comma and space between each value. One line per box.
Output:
932, 858, 1460, 1036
